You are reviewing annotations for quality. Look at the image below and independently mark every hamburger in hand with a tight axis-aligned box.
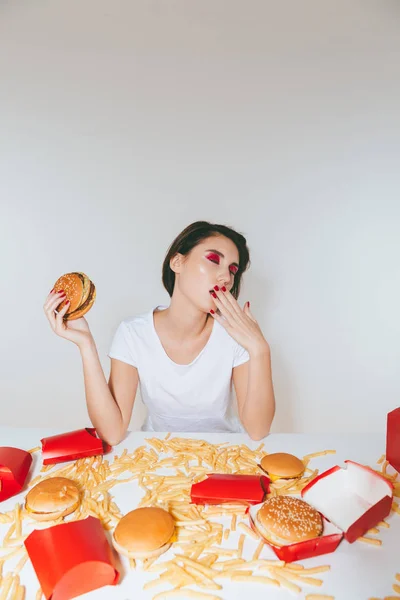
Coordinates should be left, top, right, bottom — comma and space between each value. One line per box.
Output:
53, 272, 96, 321
253, 496, 323, 546
25, 477, 80, 521
112, 507, 175, 560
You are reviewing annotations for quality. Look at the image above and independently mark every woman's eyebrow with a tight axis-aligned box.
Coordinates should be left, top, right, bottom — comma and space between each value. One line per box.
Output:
205, 249, 239, 269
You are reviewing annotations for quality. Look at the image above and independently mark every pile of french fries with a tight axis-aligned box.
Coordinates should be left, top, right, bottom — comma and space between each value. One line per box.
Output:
0, 436, 399, 600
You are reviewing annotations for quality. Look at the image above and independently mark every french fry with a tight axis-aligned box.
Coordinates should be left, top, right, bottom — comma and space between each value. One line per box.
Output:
178, 564, 221, 590
298, 565, 330, 575
305, 596, 335, 600
217, 569, 253, 578
216, 559, 246, 570
143, 570, 173, 590
252, 540, 264, 561
391, 501, 400, 515
2, 523, 16, 547
175, 556, 217, 579
281, 568, 323, 586
199, 555, 218, 567
270, 569, 302, 593
27, 446, 40, 454
237, 522, 259, 540
357, 536, 382, 546
13, 554, 28, 575
231, 574, 279, 587
231, 514, 237, 532
0, 573, 13, 600
237, 534, 245, 559
151, 590, 222, 600
15, 584, 26, 600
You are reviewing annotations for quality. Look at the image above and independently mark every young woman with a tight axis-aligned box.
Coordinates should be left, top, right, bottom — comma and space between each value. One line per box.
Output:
43, 221, 275, 444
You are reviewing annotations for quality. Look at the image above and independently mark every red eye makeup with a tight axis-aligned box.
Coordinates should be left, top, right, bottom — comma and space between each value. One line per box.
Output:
205, 250, 239, 275
206, 253, 220, 264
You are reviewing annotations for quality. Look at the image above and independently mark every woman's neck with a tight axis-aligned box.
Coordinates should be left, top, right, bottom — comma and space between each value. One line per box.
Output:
155, 296, 211, 342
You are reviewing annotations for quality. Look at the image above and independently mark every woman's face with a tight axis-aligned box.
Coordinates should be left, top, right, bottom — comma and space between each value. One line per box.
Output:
171, 235, 240, 313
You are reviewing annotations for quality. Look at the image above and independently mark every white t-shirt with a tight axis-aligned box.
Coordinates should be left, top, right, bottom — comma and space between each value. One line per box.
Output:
108, 305, 250, 433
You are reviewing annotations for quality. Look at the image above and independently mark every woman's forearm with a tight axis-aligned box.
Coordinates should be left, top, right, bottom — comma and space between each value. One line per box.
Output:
79, 338, 124, 445
240, 346, 275, 440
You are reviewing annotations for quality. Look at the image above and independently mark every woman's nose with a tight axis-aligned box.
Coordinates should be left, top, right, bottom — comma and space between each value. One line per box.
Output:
217, 270, 231, 287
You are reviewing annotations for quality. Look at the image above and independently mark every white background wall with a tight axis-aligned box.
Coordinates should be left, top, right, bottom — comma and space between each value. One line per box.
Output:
1, 0, 399, 434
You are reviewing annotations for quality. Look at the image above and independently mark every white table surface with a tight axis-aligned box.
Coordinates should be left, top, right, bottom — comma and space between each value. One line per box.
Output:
0, 427, 398, 600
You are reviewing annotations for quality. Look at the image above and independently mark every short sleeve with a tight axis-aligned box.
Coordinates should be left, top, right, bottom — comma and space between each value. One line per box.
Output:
108, 321, 138, 367
233, 341, 250, 368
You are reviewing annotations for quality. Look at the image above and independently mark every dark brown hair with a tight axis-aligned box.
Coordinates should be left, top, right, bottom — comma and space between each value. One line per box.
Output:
162, 221, 250, 299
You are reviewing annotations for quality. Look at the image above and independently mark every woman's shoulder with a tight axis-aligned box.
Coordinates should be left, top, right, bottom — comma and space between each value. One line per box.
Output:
117, 306, 156, 331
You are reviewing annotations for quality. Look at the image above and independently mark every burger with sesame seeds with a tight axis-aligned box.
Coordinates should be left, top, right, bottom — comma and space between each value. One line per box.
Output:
254, 496, 323, 546
53, 272, 96, 321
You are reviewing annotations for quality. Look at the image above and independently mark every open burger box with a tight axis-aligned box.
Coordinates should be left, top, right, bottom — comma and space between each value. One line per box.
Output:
386, 406, 400, 473
190, 473, 270, 506
41, 428, 112, 465
248, 460, 394, 562
24, 516, 120, 600
0, 447, 32, 502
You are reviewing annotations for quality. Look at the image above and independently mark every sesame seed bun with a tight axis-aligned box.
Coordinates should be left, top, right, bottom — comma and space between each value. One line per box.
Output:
112, 507, 175, 560
65, 281, 96, 321
53, 273, 87, 313
25, 477, 80, 522
52, 272, 96, 320
260, 453, 305, 481
254, 496, 323, 546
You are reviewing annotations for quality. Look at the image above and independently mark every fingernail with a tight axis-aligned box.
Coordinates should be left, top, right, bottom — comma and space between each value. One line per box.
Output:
221, 286, 226, 292
214, 285, 219, 291
247, 301, 250, 307
66, 300, 70, 305
50, 288, 55, 293
58, 289, 64, 294
211, 291, 217, 298
210, 309, 215, 314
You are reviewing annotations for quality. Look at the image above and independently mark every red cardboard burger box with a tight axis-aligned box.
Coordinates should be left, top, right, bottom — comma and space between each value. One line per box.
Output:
41, 428, 112, 465
386, 407, 400, 473
190, 473, 270, 507
248, 460, 393, 562
0, 447, 32, 502
24, 516, 119, 600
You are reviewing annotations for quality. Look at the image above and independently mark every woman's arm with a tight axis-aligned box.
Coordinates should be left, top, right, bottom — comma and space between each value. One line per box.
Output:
80, 339, 139, 446
233, 345, 275, 440
209, 288, 276, 440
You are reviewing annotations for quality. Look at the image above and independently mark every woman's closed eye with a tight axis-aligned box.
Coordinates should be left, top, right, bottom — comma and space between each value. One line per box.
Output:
206, 253, 238, 275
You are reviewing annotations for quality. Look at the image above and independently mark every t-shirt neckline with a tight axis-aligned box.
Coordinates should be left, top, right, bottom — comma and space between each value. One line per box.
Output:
150, 305, 217, 367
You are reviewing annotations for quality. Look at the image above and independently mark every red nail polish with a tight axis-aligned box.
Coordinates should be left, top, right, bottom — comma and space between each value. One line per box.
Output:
66, 300, 70, 305
50, 288, 55, 293
210, 309, 215, 314
221, 286, 226, 292
211, 291, 217, 298
247, 301, 250, 307
214, 285, 219, 291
